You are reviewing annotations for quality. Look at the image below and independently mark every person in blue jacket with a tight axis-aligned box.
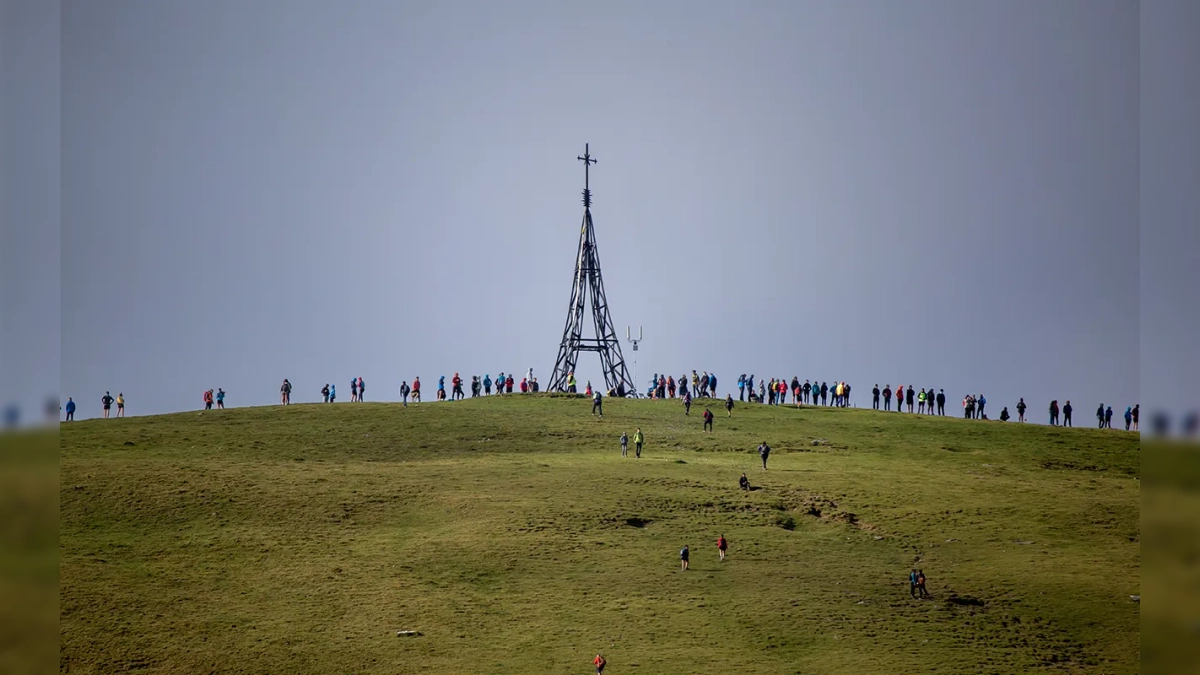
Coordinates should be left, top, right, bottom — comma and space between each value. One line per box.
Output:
64, 397, 76, 421
483, 374, 492, 395
329, 384, 336, 402
438, 376, 446, 401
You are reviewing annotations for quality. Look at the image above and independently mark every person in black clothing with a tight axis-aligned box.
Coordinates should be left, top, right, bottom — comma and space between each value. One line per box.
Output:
906, 386, 915, 412
101, 391, 114, 418
872, 385, 880, 410
937, 389, 946, 416
882, 385, 892, 411
1016, 397, 1026, 422
739, 473, 750, 491
725, 395, 734, 417
1096, 403, 1105, 429
999, 407, 1010, 422
703, 408, 714, 432
758, 441, 770, 470
1063, 400, 1073, 427
1050, 400, 1059, 425
820, 382, 828, 406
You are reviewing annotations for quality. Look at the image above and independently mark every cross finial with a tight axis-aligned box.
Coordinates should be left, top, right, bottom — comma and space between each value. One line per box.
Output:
578, 143, 596, 208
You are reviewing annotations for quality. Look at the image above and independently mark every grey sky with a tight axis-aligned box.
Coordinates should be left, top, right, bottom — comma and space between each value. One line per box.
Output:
59, 1, 1143, 421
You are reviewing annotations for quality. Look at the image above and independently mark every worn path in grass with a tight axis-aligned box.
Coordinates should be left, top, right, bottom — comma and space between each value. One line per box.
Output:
60, 395, 1139, 674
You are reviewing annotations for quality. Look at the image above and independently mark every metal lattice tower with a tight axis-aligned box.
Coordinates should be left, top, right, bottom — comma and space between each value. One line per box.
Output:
548, 144, 634, 395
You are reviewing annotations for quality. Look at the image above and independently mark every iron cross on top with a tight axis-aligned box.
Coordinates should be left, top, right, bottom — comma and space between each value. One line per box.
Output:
578, 144, 596, 186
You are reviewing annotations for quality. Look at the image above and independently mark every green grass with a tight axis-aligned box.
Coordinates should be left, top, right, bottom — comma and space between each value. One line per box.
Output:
60, 395, 1140, 674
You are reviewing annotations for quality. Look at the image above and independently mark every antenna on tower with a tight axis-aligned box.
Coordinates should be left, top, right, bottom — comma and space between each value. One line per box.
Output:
626, 327, 642, 398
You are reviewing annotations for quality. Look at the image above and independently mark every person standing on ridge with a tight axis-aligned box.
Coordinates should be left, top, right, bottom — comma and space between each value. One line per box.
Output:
350, 378, 358, 403
882, 385, 892, 411
668, 375, 676, 399
203, 389, 213, 410
758, 441, 770, 470
717, 534, 728, 562
1124, 406, 1133, 430
322, 383, 330, 403
937, 389, 946, 416
64, 397, 76, 421
1063, 400, 1073, 427
483, 374, 492, 396
329, 384, 336, 402
411, 377, 421, 402
1096, 403, 1105, 428
1132, 404, 1140, 431
101, 391, 114, 418
116, 393, 125, 417
917, 388, 927, 414
400, 380, 410, 407
634, 428, 644, 458
738, 374, 746, 402
358, 377, 365, 402
281, 379, 292, 405
977, 394, 986, 419
592, 389, 603, 417
505, 374, 514, 394
216, 388, 225, 409
1105, 406, 1113, 429
703, 408, 714, 432
1049, 400, 1059, 425
873, 385, 881, 410
495, 372, 505, 396
1016, 398, 1027, 423
906, 385, 915, 413
567, 371, 577, 394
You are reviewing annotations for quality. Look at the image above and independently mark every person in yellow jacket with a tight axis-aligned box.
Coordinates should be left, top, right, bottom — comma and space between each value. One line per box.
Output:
567, 372, 577, 393
633, 428, 644, 458
918, 388, 927, 414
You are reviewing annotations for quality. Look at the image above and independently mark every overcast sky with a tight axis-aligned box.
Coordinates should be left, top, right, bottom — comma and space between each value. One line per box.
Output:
47, 0, 1152, 421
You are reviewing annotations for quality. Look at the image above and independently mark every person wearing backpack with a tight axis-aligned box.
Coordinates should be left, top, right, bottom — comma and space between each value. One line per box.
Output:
717, 534, 728, 561
203, 390, 213, 410
680, 544, 690, 571
592, 389, 603, 417
917, 388, 927, 414
281, 379, 292, 405
758, 441, 770, 470
725, 394, 734, 417
593, 654, 607, 674
322, 384, 330, 403
351, 378, 359, 402
1105, 406, 1113, 429
703, 408, 714, 432
399, 381, 410, 407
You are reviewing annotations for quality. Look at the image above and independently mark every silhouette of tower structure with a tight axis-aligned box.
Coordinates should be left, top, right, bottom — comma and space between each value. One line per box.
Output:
548, 144, 633, 395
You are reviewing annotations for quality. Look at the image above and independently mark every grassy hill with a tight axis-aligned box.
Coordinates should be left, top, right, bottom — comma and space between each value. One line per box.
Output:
60, 395, 1140, 674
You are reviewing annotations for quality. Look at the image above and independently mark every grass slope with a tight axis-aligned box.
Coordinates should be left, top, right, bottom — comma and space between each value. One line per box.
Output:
60, 395, 1140, 674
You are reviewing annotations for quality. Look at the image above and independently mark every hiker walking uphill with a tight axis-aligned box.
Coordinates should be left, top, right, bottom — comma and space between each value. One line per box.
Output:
725, 394, 734, 417
592, 389, 603, 417
399, 380, 411, 406
917, 569, 929, 597
683, 391, 692, 416
593, 654, 606, 675
717, 534, 728, 561
634, 428, 644, 458
620, 431, 628, 457
703, 408, 714, 432
758, 441, 770, 470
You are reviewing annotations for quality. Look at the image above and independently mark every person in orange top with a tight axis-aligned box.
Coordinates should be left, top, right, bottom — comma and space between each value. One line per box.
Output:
593, 654, 606, 674
717, 534, 728, 561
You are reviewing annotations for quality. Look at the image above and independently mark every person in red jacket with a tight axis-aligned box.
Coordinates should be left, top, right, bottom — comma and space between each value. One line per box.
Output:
717, 534, 728, 561
411, 377, 421, 403
593, 654, 606, 674
703, 408, 714, 432
505, 374, 514, 393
